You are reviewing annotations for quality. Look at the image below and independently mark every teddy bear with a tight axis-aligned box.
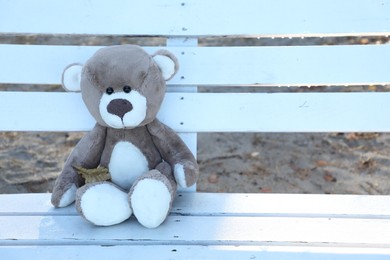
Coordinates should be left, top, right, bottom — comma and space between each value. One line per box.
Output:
51, 45, 199, 228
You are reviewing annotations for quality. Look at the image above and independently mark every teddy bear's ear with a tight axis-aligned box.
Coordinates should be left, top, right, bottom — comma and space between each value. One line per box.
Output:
152, 50, 179, 81
62, 63, 83, 92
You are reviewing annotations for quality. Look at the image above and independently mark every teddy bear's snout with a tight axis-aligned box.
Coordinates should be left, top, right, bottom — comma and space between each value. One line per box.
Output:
107, 99, 133, 119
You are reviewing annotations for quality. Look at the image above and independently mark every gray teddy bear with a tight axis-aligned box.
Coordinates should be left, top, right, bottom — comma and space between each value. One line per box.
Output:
51, 45, 199, 228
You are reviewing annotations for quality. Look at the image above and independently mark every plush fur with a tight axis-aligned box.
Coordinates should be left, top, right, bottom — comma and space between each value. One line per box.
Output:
51, 45, 199, 228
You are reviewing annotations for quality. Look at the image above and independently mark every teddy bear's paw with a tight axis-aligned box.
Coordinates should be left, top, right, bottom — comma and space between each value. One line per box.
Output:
174, 161, 199, 188
130, 176, 173, 228
173, 163, 187, 188
57, 184, 77, 207
77, 182, 132, 226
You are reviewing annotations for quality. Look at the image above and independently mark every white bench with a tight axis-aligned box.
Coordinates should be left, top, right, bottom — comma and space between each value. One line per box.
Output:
1, 0, 390, 259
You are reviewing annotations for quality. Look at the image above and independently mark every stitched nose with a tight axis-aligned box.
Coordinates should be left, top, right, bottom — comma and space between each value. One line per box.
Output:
107, 99, 133, 119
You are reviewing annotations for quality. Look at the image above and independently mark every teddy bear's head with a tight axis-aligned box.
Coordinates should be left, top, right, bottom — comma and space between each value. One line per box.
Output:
62, 45, 179, 129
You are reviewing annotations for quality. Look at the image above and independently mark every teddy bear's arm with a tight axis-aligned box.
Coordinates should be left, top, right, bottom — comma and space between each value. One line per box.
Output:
147, 119, 199, 188
51, 124, 107, 207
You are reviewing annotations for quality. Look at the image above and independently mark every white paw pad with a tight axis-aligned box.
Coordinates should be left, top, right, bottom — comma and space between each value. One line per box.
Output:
174, 163, 187, 188
80, 183, 132, 226
131, 179, 172, 228
58, 184, 77, 207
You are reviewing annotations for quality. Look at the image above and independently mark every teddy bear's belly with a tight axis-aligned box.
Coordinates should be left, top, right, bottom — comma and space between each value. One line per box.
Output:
108, 141, 149, 190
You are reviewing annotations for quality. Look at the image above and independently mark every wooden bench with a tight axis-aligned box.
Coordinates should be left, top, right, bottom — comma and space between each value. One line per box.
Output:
1, 0, 390, 258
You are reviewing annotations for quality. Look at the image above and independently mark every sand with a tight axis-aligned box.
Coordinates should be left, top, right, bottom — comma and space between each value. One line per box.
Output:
1, 131, 390, 195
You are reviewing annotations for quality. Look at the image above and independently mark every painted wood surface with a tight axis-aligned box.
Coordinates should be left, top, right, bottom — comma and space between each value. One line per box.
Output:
1, 193, 390, 218
1, 0, 389, 37
1, 44, 390, 86
1, 92, 390, 132
1, 193, 390, 259
1, 215, 390, 246
2, 245, 389, 260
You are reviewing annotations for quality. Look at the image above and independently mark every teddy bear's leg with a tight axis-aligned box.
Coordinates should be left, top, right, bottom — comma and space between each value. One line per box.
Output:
129, 162, 177, 228
76, 181, 132, 226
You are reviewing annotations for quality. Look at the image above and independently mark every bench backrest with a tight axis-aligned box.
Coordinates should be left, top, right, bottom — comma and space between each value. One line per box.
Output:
1, 0, 390, 161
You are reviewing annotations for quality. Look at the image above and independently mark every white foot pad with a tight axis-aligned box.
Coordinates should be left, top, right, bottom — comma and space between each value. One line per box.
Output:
80, 183, 132, 226
58, 184, 77, 207
131, 179, 172, 228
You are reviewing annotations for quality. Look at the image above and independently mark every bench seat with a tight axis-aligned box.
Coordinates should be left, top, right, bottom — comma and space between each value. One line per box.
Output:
1, 193, 390, 259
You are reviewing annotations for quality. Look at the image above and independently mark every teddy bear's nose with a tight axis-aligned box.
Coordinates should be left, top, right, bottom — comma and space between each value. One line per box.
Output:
107, 99, 133, 119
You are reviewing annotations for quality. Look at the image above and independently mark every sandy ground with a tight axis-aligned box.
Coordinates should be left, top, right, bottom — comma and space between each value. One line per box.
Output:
1, 125, 390, 195
198, 132, 390, 194
1, 36, 390, 195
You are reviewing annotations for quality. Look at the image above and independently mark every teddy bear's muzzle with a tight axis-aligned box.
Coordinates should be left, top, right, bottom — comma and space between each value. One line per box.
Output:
107, 99, 133, 119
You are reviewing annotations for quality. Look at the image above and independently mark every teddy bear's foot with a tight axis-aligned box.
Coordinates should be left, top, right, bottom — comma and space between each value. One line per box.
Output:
129, 169, 175, 228
76, 182, 132, 226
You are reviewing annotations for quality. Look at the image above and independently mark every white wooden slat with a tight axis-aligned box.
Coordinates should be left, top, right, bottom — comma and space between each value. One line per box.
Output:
1, 0, 389, 37
175, 193, 390, 218
1, 245, 390, 260
0, 92, 94, 131
1, 92, 390, 132
1, 215, 390, 247
172, 92, 390, 132
1, 44, 390, 86
0, 194, 77, 216
2, 193, 390, 219
178, 45, 390, 86
0, 45, 100, 85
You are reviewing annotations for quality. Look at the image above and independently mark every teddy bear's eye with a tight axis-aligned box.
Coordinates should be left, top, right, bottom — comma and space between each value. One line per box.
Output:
123, 85, 132, 93
106, 87, 114, 95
